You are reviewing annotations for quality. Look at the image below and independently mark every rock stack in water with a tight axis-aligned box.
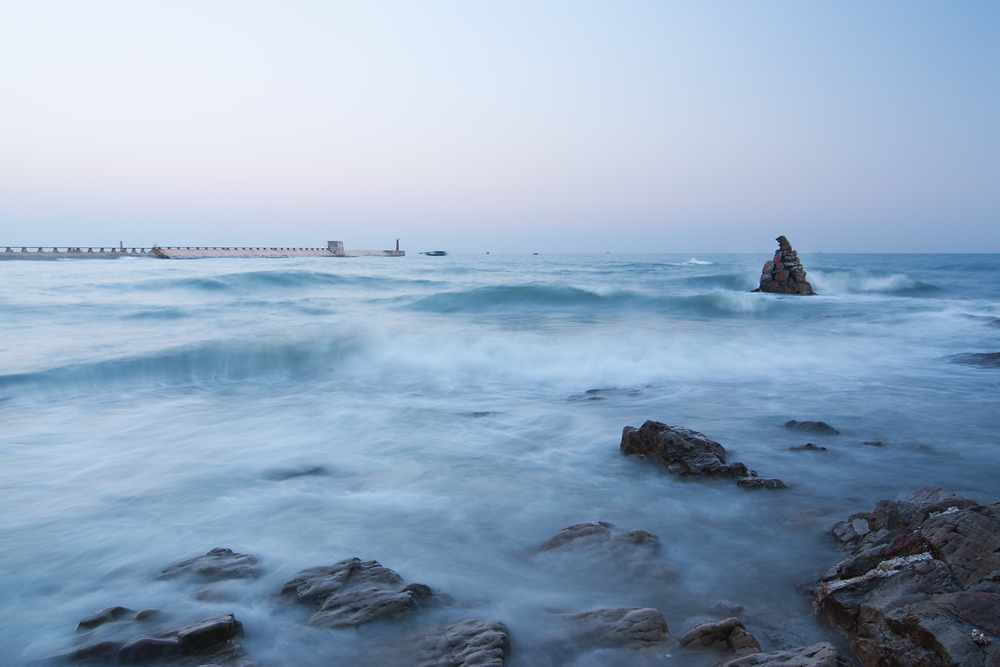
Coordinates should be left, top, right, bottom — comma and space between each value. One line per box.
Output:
754, 235, 815, 295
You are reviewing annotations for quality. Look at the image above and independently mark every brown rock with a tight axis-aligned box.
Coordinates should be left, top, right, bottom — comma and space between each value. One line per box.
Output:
814, 489, 1000, 666
621, 421, 753, 478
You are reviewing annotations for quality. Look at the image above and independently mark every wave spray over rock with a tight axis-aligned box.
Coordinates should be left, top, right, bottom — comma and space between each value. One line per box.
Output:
754, 236, 815, 295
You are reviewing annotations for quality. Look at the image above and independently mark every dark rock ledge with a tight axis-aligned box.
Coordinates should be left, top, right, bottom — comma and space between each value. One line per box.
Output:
621, 420, 786, 489
814, 487, 1000, 667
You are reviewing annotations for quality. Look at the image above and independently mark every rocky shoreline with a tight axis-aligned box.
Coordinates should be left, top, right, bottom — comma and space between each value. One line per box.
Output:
35, 421, 999, 667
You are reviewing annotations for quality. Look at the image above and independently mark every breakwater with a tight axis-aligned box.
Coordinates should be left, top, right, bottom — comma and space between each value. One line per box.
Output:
1, 241, 404, 260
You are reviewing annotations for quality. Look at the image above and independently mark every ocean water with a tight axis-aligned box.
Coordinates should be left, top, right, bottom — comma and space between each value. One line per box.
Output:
1, 252, 999, 666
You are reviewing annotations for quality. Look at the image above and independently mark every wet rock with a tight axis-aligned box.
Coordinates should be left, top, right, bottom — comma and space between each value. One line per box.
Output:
64, 640, 125, 663
790, 443, 826, 452
78, 606, 135, 630
410, 619, 511, 667
753, 236, 815, 295
678, 617, 761, 657
621, 421, 754, 478
158, 548, 261, 581
561, 607, 671, 652
282, 557, 435, 628
951, 352, 1000, 368
815, 488, 1000, 666
307, 585, 431, 628
737, 478, 787, 490
539, 521, 658, 553
169, 613, 243, 654
784, 421, 839, 435
716, 642, 851, 666
118, 637, 183, 664
535, 521, 675, 582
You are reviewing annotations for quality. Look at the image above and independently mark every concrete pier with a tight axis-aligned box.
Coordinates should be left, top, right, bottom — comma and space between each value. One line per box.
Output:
1, 247, 147, 260
1, 242, 404, 260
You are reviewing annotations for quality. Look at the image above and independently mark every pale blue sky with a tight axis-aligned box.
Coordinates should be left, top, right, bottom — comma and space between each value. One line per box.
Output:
1, 1, 997, 252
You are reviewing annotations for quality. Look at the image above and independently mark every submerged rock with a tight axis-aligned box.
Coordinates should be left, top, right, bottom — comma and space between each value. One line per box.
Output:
621, 421, 753, 478
951, 352, 1000, 368
561, 607, 672, 652
158, 548, 261, 581
784, 421, 839, 435
754, 236, 815, 295
535, 521, 676, 582
737, 478, 788, 490
281, 557, 436, 628
790, 443, 827, 452
815, 487, 1000, 666
716, 642, 851, 666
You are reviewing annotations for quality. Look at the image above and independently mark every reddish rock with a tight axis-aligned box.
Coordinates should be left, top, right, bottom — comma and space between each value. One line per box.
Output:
754, 236, 815, 295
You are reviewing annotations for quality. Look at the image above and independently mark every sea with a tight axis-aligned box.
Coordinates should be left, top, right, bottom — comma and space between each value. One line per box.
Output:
1, 252, 999, 666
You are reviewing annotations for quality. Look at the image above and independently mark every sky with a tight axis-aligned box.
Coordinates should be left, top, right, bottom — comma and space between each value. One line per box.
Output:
1, 1, 998, 253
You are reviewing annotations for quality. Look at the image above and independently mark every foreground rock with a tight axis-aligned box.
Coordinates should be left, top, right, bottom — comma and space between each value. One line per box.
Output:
158, 548, 261, 581
281, 557, 436, 628
678, 616, 761, 658
621, 421, 785, 488
716, 642, 851, 667
815, 487, 1000, 666
754, 236, 815, 295
409, 619, 511, 667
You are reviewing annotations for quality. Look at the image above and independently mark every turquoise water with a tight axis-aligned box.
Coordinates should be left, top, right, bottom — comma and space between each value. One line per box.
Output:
1, 253, 999, 665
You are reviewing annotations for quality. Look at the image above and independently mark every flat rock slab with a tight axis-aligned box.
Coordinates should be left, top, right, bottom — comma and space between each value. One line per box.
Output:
816, 487, 1000, 667
621, 421, 752, 478
410, 619, 511, 667
716, 642, 851, 667
159, 548, 261, 581
282, 558, 435, 628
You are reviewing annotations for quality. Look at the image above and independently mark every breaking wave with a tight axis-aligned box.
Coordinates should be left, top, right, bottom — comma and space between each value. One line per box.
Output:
0, 336, 367, 399
125, 271, 436, 294
808, 271, 938, 295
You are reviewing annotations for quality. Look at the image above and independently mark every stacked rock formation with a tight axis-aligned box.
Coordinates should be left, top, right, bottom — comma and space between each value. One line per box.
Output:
754, 236, 815, 295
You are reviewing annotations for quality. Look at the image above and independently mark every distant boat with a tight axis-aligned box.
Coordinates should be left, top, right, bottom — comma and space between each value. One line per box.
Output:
421, 250, 447, 256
